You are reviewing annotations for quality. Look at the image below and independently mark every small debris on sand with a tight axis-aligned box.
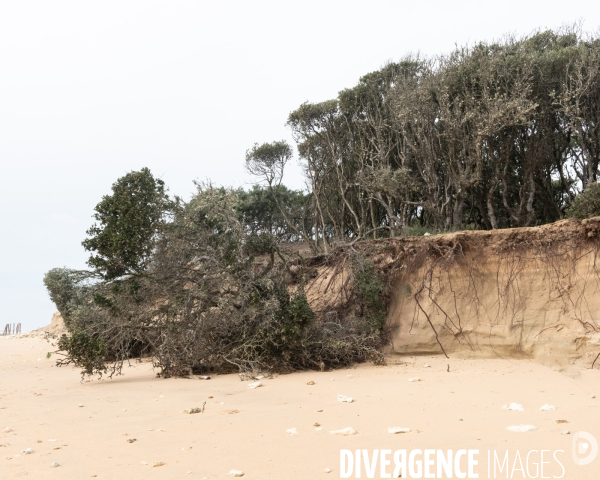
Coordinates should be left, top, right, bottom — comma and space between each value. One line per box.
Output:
306, 381, 315, 385
591, 394, 596, 399
388, 427, 411, 434
313, 422, 321, 427
562, 430, 571, 435
152, 462, 165, 467
223, 410, 240, 415
248, 382, 262, 389
502, 403, 524, 411
507, 425, 537, 432
227, 469, 244, 477
3, 427, 12, 433
554, 419, 569, 424
22, 448, 33, 454
286, 428, 298, 435
540, 404, 556, 411
184, 407, 202, 414
127, 438, 137, 443
330, 427, 357, 436
78, 404, 83, 408
337, 395, 353, 403
50, 462, 59, 467
408, 378, 421, 382
324, 467, 331, 473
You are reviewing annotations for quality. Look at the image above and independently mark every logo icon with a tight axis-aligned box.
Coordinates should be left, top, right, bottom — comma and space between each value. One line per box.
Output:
572, 431, 598, 466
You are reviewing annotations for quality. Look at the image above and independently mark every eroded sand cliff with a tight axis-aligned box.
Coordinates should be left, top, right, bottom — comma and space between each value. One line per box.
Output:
305, 218, 600, 367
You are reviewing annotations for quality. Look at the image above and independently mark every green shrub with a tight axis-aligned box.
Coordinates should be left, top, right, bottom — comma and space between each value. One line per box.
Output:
245, 232, 278, 256
566, 182, 600, 220
43, 268, 92, 332
275, 289, 315, 351
351, 256, 387, 333
57, 332, 108, 378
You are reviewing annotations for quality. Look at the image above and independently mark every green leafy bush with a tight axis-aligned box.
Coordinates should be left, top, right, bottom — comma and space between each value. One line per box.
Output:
57, 332, 108, 378
566, 183, 600, 220
43, 268, 93, 331
245, 232, 278, 256
351, 256, 387, 333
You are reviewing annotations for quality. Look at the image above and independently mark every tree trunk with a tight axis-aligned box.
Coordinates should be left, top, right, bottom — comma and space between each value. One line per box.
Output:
452, 193, 464, 230
369, 198, 377, 239
487, 179, 499, 229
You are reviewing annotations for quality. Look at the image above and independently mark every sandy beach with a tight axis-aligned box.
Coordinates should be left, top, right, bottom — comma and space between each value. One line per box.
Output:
1, 334, 599, 479
4, 1, 600, 478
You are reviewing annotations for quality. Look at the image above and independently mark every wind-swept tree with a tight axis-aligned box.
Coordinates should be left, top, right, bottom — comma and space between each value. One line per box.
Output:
245, 141, 317, 251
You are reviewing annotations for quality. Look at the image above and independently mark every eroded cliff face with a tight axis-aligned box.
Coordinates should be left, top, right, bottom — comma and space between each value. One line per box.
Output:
41, 312, 68, 336
305, 218, 600, 367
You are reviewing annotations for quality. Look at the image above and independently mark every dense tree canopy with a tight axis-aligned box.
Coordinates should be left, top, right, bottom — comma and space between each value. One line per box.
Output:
245, 28, 600, 251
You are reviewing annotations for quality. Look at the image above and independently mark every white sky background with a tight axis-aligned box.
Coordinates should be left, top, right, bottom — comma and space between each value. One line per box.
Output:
1, 1, 599, 330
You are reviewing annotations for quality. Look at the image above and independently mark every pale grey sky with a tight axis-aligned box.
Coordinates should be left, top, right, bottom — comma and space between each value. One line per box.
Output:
1, 1, 598, 330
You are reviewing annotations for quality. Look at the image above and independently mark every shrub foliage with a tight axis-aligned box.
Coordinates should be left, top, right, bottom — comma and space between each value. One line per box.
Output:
566, 182, 600, 220
46, 174, 385, 378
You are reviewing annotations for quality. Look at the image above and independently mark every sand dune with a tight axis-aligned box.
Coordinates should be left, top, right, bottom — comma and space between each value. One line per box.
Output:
1, 335, 599, 479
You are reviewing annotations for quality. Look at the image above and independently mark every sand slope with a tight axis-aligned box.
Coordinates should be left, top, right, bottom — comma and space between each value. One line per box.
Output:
304, 218, 600, 366
1, 335, 599, 479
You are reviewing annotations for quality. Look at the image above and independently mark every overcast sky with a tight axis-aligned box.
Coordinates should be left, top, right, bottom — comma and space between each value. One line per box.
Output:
1, 1, 599, 331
